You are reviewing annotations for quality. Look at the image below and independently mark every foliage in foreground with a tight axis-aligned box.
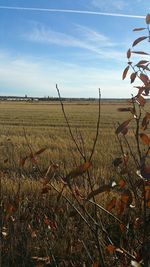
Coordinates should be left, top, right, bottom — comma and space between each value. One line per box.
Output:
1, 14, 150, 267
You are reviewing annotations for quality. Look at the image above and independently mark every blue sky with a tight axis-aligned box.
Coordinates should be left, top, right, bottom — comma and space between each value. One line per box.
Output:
0, 0, 149, 98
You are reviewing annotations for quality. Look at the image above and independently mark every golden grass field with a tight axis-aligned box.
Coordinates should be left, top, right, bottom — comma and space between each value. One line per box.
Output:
0, 100, 137, 176
1, 100, 150, 267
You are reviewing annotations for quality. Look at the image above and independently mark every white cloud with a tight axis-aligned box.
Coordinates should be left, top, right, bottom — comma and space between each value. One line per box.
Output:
24, 24, 124, 60
91, 0, 127, 11
0, 50, 133, 98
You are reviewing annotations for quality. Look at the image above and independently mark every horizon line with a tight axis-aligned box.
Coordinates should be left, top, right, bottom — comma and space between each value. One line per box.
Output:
0, 5, 145, 19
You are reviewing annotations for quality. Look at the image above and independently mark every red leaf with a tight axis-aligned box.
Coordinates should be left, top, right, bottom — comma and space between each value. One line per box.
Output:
119, 179, 126, 188
132, 36, 148, 47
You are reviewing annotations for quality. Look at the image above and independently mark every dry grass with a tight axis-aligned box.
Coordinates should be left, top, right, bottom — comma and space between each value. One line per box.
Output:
1, 100, 150, 266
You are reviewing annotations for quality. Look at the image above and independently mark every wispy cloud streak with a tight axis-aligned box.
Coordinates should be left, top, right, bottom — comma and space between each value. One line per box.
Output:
0, 6, 145, 19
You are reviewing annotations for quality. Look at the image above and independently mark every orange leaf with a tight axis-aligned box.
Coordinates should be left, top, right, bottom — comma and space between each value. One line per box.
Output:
132, 36, 148, 47
122, 65, 130, 80
119, 179, 126, 188
106, 244, 116, 253
92, 262, 99, 267
139, 133, 150, 145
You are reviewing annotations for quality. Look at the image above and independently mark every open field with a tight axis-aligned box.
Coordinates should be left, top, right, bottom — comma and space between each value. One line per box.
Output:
0, 99, 143, 177
1, 100, 150, 267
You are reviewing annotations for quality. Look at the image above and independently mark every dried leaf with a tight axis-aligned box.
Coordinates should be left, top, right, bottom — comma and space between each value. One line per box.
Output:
140, 74, 149, 85
130, 72, 137, 83
133, 27, 146, 31
121, 189, 133, 206
136, 95, 146, 107
142, 113, 150, 130
34, 147, 47, 156
118, 179, 126, 188
122, 65, 130, 80
92, 262, 99, 267
113, 157, 123, 167
146, 13, 150, 24
20, 156, 28, 167
115, 119, 131, 135
132, 36, 148, 47
141, 166, 150, 179
66, 161, 92, 180
41, 186, 50, 194
86, 185, 111, 200
134, 86, 145, 97
136, 60, 149, 66
117, 107, 134, 113
145, 185, 150, 203
119, 223, 126, 232
106, 244, 116, 253
106, 197, 116, 211
116, 199, 125, 215
132, 51, 149, 55
127, 49, 131, 59
139, 133, 150, 145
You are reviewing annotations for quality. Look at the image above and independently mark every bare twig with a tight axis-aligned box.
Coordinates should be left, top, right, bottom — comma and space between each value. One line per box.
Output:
89, 88, 101, 161
56, 84, 85, 159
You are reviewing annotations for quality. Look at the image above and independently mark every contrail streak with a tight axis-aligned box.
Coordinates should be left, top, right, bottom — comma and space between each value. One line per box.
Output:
0, 5, 145, 19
